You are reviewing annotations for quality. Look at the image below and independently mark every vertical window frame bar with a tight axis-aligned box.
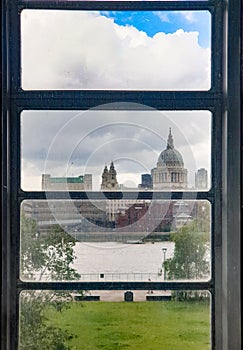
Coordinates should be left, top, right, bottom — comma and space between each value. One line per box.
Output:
2, 1, 241, 350
221, 0, 241, 349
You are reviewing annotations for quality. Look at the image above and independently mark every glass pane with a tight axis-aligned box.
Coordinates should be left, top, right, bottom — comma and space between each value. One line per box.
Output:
20, 199, 211, 282
19, 290, 211, 350
21, 10, 211, 90
21, 108, 211, 191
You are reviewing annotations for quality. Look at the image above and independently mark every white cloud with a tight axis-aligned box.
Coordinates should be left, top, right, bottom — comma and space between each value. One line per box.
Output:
153, 11, 171, 23
20, 11, 211, 190
180, 11, 197, 23
21, 10, 210, 90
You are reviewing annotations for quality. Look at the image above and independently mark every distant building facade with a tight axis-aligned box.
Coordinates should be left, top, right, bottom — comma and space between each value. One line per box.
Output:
21, 199, 108, 235
100, 162, 148, 221
172, 200, 193, 229
42, 173, 92, 191
195, 168, 208, 190
151, 128, 188, 190
100, 162, 119, 190
139, 174, 153, 189
116, 201, 174, 232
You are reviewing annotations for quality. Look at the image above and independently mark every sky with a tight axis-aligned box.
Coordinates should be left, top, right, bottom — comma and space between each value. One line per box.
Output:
20, 10, 211, 190
21, 10, 211, 90
100, 11, 210, 48
21, 109, 211, 191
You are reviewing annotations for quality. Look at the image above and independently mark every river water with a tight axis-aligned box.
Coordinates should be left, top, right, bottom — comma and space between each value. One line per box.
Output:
72, 241, 175, 281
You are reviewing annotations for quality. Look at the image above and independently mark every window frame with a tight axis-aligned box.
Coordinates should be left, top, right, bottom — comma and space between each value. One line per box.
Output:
1, 1, 241, 349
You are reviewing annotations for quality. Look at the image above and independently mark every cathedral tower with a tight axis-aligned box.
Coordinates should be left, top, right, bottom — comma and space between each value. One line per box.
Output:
101, 162, 119, 190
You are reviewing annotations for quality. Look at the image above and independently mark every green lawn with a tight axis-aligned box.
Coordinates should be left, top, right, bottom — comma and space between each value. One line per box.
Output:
47, 301, 210, 350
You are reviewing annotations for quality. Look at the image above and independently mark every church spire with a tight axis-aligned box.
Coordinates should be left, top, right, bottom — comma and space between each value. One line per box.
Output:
102, 164, 108, 178
167, 128, 174, 149
109, 161, 116, 173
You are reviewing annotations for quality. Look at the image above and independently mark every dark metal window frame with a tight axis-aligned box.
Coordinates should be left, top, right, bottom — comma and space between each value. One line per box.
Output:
1, 1, 241, 349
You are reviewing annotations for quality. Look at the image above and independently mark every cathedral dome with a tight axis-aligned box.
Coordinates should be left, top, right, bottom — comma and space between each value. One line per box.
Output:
158, 128, 184, 167
158, 148, 184, 166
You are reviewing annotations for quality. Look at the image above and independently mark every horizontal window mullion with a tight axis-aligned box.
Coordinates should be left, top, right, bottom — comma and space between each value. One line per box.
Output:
17, 281, 213, 291
17, 1, 215, 12
19, 190, 215, 202
11, 92, 225, 111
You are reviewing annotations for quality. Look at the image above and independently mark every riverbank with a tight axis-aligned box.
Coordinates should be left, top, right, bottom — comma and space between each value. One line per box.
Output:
72, 231, 174, 243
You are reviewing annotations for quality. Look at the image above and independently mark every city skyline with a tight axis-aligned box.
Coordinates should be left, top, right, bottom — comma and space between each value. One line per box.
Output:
21, 110, 211, 191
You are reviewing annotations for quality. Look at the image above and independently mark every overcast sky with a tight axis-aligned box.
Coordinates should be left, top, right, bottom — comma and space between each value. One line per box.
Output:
21, 109, 211, 190
20, 10, 211, 190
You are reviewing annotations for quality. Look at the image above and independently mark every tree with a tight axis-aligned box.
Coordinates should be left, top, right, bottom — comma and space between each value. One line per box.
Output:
163, 220, 210, 300
19, 214, 81, 350
20, 291, 74, 350
20, 215, 80, 281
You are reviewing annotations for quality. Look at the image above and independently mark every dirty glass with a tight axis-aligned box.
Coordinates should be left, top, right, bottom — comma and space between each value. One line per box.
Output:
19, 290, 211, 350
21, 109, 211, 191
20, 199, 211, 282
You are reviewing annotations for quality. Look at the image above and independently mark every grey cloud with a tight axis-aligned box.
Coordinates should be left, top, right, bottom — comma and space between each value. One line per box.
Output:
21, 109, 211, 190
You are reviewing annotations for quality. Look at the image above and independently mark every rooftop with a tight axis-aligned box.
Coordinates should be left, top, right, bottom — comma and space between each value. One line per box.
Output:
50, 176, 84, 184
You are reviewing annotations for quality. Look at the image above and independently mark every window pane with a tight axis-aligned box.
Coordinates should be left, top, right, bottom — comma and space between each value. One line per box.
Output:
21, 109, 211, 191
20, 199, 211, 282
19, 290, 211, 350
21, 10, 211, 90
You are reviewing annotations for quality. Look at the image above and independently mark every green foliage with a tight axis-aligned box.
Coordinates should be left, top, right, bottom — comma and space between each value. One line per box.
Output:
19, 291, 74, 350
19, 214, 81, 350
20, 214, 44, 280
164, 220, 210, 282
20, 214, 80, 281
170, 290, 210, 302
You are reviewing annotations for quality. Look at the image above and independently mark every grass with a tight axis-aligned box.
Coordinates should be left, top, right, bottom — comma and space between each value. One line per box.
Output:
47, 300, 210, 350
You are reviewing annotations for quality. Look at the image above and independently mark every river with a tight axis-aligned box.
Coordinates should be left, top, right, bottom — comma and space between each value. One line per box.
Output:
72, 241, 175, 281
